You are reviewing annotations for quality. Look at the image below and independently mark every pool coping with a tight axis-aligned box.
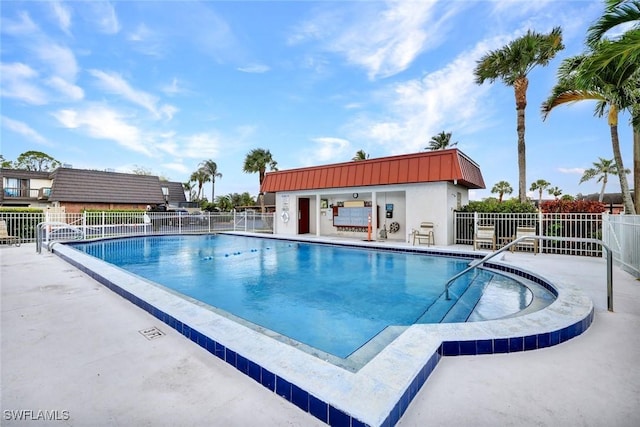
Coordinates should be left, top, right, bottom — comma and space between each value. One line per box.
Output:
53, 236, 594, 427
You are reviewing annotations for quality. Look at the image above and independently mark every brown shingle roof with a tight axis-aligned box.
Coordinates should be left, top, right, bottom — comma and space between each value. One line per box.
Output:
260, 149, 485, 193
162, 181, 187, 204
49, 168, 166, 204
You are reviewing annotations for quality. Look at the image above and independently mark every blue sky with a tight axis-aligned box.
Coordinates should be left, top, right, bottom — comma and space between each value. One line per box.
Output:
1, 0, 635, 202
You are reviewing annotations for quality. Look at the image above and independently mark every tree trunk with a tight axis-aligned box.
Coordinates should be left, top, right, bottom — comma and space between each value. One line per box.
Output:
598, 175, 607, 203
610, 124, 636, 214
514, 77, 528, 203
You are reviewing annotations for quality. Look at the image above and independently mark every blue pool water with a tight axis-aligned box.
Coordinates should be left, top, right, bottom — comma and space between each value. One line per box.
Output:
73, 234, 537, 358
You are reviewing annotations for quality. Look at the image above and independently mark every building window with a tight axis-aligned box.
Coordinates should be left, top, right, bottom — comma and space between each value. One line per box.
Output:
4, 178, 29, 197
457, 192, 462, 210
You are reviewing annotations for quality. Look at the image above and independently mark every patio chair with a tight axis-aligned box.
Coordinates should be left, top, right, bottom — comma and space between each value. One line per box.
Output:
0, 220, 20, 246
511, 226, 538, 254
473, 224, 495, 251
412, 222, 435, 246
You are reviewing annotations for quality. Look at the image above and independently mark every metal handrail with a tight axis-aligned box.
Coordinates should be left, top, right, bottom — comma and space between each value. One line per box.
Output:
445, 235, 614, 312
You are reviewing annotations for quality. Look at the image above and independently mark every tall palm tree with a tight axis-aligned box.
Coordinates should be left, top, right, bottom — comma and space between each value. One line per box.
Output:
548, 186, 563, 200
580, 157, 629, 202
530, 179, 551, 207
474, 27, 564, 203
352, 150, 369, 161
541, 48, 636, 214
490, 180, 513, 203
199, 160, 223, 203
585, 0, 640, 213
189, 169, 210, 201
243, 148, 278, 212
426, 131, 457, 150
182, 181, 195, 202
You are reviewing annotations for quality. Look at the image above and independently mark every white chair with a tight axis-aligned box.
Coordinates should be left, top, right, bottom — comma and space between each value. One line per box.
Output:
473, 224, 496, 251
412, 222, 435, 246
512, 226, 538, 254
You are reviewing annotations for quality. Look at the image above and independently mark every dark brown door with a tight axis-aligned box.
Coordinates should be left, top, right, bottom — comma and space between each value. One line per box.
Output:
298, 198, 310, 234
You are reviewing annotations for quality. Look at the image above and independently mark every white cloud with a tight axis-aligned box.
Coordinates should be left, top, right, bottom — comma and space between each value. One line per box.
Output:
1, 115, 51, 146
345, 42, 493, 154
50, 1, 72, 35
161, 78, 186, 96
290, 1, 458, 80
300, 137, 350, 165
0, 11, 38, 36
237, 63, 270, 73
46, 76, 84, 101
161, 162, 190, 174
127, 23, 165, 57
90, 1, 120, 34
558, 167, 585, 175
89, 69, 176, 120
52, 106, 151, 155
0, 62, 48, 105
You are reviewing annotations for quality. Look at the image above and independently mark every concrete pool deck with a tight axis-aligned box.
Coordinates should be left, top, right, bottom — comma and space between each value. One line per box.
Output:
2, 240, 639, 426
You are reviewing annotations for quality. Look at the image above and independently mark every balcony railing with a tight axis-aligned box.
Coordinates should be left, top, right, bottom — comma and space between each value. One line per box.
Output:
2, 187, 51, 199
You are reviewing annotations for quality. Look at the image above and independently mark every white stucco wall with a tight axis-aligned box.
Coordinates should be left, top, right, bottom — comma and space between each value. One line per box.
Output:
273, 182, 470, 245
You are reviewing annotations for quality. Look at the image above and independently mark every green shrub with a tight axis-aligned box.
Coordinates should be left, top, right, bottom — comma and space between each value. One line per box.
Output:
458, 199, 538, 213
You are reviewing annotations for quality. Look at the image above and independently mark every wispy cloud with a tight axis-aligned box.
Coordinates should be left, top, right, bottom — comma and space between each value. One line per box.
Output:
299, 137, 350, 165
161, 78, 186, 96
0, 62, 48, 105
1, 115, 51, 146
237, 63, 270, 74
52, 105, 151, 155
345, 42, 493, 154
46, 76, 84, 101
1, 10, 81, 104
89, 69, 177, 120
89, 1, 120, 34
127, 23, 165, 57
290, 1, 460, 80
50, 1, 72, 35
558, 167, 585, 175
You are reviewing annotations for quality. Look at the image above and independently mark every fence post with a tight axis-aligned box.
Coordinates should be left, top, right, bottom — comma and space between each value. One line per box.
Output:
233, 209, 237, 231
538, 210, 544, 253
83, 211, 87, 240
102, 211, 105, 239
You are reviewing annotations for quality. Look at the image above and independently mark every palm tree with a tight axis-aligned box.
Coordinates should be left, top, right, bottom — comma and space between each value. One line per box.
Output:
352, 150, 370, 161
530, 179, 551, 207
585, 0, 640, 213
541, 48, 636, 214
474, 27, 564, 203
580, 157, 630, 202
214, 195, 233, 211
190, 169, 210, 201
199, 160, 223, 203
585, 0, 640, 85
426, 131, 457, 150
243, 148, 278, 212
182, 181, 195, 202
548, 186, 563, 200
491, 180, 513, 202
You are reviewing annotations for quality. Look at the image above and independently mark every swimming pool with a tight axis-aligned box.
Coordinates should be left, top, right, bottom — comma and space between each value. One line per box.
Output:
55, 234, 594, 426
71, 234, 547, 360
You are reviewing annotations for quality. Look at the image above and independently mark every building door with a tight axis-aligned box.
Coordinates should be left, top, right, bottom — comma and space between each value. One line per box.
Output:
298, 198, 310, 234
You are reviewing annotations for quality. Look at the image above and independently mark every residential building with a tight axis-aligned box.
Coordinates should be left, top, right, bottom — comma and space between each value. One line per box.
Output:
1, 167, 186, 213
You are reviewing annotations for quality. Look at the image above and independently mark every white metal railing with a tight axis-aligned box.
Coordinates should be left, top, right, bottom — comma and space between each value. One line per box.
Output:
445, 235, 615, 311
602, 213, 640, 278
454, 212, 604, 257
0, 210, 274, 246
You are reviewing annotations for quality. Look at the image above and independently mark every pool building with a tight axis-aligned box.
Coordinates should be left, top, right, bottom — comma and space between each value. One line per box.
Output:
261, 148, 485, 245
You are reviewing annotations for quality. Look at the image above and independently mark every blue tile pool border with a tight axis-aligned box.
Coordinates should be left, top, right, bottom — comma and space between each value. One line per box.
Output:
56, 236, 594, 427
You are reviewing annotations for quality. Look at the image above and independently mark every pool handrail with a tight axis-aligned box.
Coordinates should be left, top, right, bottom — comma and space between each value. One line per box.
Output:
445, 235, 614, 312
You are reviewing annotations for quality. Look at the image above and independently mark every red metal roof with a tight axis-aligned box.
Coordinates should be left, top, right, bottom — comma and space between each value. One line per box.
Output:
261, 149, 485, 193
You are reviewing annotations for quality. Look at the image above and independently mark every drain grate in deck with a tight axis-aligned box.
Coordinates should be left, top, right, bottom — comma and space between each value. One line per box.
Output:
138, 326, 165, 340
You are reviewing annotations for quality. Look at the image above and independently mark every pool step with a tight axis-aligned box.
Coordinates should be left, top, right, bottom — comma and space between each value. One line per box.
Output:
416, 270, 490, 324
